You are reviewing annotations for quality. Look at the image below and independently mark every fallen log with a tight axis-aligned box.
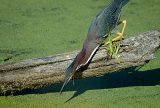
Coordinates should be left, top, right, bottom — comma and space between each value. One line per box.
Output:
0, 30, 160, 94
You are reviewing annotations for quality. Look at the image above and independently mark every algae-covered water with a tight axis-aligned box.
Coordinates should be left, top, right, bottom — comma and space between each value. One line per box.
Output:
0, 0, 160, 108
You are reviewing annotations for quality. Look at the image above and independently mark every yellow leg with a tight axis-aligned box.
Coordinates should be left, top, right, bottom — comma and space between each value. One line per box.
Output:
112, 20, 126, 42
103, 20, 127, 46
102, 20, 127, 63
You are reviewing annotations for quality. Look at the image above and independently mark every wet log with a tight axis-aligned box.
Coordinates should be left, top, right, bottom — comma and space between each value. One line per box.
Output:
0, 30, 160, 94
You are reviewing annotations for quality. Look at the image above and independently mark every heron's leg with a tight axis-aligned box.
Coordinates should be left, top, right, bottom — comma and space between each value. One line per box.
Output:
112, 20, 126, 42
102, 20, 126, 62
103, 20, 126, 47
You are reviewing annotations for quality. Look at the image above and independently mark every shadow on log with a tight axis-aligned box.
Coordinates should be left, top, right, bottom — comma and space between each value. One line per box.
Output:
0, 30, 160, 94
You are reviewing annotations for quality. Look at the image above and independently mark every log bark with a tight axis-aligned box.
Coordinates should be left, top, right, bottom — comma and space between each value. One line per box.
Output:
0, 30, 160, 94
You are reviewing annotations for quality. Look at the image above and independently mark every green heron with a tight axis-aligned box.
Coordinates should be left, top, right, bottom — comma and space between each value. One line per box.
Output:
60, 0, 129, 93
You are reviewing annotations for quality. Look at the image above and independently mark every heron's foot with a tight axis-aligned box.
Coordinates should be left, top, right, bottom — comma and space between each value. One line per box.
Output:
112, 20, 126, 42
103, 20, 126, 46
112, 32, 124, 42
102, 20, 127, 63
110, 20, 127, 62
